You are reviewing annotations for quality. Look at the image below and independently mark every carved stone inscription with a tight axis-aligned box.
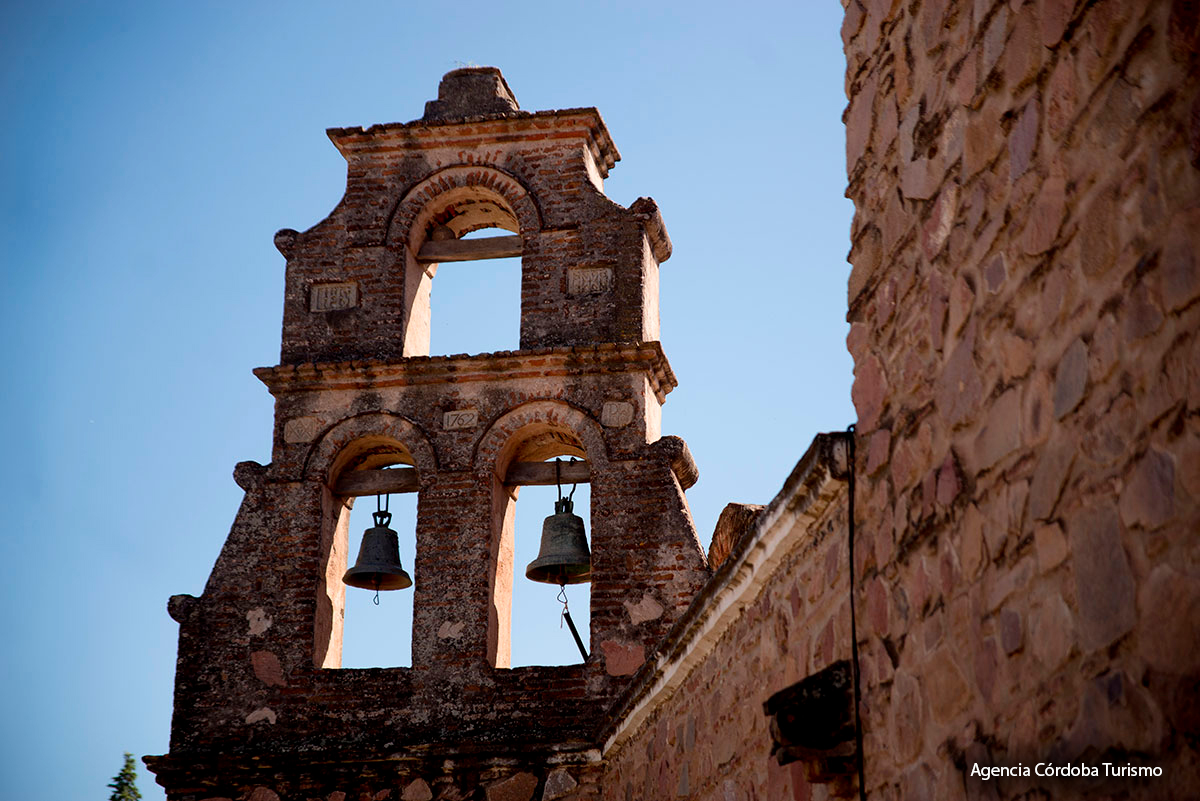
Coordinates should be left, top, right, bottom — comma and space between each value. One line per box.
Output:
567, 266, 613, 296
601, 401, 634, 428
443, 409, 478, 430
310, 282, 358, 312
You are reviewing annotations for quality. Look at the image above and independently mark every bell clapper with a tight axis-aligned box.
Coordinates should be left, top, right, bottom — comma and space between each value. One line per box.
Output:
557, 583, 569, 627
558, 580, 589, 661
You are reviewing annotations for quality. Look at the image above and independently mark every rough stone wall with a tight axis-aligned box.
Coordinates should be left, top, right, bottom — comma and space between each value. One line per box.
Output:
844, 0, 1200, 797
600, 436, 852, 801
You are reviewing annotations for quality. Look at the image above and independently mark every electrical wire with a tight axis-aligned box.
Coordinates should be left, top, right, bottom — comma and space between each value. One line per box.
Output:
846, 425, 868, 801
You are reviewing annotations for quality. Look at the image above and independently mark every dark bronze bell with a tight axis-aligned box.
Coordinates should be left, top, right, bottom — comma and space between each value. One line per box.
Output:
526, 498, 592, 585
344, 510, 412, 591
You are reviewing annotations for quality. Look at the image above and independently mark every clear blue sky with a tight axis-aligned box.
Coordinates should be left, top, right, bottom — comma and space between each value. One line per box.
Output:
0, 2, 853, 798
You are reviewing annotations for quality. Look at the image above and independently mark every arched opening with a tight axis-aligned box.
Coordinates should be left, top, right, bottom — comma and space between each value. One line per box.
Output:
428, 228, 521, 356
510, 475, 592, 667
400, 179, 531, 358
491, 425, 593, 668
322, 439, 420, 669
338, 489, 417, 668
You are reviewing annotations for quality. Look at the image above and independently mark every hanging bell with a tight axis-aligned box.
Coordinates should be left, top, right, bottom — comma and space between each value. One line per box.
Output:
526, 497, 592, 585
343, 510, 413, 591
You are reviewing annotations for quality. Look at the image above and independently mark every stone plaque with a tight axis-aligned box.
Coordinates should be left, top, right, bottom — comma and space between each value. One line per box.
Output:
567, 266, 613, 296
283, 415, 322, 444
601, 401, 634, 428
309, 282, 358, 312
443, 409, 478, 430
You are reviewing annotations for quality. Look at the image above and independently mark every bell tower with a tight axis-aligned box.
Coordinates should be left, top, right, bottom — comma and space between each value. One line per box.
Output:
147, 68, 710, 800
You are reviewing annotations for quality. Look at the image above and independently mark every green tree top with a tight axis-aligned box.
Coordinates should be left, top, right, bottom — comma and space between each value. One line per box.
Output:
108, 752, 141, 801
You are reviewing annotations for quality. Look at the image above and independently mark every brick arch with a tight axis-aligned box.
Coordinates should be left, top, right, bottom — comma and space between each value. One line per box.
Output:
386, 165, 543, 252
302, 412, 438, 486
472, 400, 609, 668
386, 165, 543, 358
472, 400, 610, 479
303, 412, 436, 671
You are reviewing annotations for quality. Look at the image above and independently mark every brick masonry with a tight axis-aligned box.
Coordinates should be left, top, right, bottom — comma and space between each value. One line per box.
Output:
146, 69, 707, 800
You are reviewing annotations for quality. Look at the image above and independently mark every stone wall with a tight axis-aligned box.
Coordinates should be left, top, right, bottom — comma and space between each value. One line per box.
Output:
843, 0, 1200, 797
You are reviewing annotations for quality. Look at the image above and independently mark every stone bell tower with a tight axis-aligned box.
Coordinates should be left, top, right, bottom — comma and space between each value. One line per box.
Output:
147, 68, 710, 800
